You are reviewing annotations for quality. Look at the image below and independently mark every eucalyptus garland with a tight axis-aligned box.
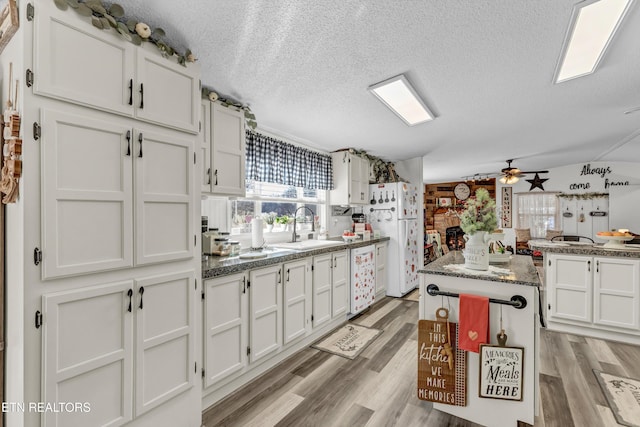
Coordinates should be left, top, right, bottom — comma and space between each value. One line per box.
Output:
557, 192, 609, 200
52, 0, 195, 66
349, 149, 405, 183
201, 86, 257, 130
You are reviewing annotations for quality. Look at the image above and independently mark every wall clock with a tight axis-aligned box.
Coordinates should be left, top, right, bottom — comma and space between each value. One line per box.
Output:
454, 183, 471, 201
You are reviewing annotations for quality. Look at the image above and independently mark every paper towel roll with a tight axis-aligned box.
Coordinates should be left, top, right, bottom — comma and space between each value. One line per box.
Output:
252, 218, 264, 249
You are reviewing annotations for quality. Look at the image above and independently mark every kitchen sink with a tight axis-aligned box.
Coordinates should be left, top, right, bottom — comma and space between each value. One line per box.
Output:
271, 240, 344, 250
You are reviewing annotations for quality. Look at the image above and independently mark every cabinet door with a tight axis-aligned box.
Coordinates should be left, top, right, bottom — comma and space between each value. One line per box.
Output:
135, 271, 195, 416
42, 282, 134, 427
349, 154, 366, 204
249, 265, 283, 363
211, 103, 246, 196
135, 48, 200, 133
359, 156, 370, 201
33, 0, 135, 117
200, 101, 212, 192
283, 259, 312, 344
312, 254, 333, 328
593, 257, 640, 330
375, 243, 387, 294
134, 128, 194, 265
41, 109, 133, 279
332, 250, 349, 318
203, 273, 248, 388
329, 151, 350, 205
548, 254, 592, 323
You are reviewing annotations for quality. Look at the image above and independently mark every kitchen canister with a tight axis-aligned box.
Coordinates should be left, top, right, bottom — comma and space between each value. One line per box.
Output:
251, 218, 264, 249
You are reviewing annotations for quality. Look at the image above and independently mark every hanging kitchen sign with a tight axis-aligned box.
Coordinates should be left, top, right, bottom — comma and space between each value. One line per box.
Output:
417, 309, 467, 406
478, 342, 524, 401
501, 187, 512, 228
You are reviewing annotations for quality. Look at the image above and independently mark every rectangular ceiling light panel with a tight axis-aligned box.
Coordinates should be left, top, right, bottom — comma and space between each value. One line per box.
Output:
368, 75, 434, 126
555, 0, 632, 83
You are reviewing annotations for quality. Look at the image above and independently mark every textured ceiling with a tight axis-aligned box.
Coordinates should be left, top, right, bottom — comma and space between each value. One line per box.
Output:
118, 0, 640, 182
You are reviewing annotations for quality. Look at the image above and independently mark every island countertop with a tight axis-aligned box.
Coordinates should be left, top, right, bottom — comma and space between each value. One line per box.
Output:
418, 251, 540, 287
528, 239, 640, 258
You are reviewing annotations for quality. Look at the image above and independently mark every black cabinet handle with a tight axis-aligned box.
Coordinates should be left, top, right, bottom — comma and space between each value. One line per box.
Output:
277, 270, 281, 283
128, 79, 133, 105
207, 168, 211, 184
214, 169, 218, 185
286, 268, 290, 282
139, 83, 144, 109
138, 133, 143, 158
138, 286, 145, 309
242, 277, 246, 294
587, 260, 591, 272
127, 289, 133, 312
125, 130, 131, 156
596, 261, 599, 273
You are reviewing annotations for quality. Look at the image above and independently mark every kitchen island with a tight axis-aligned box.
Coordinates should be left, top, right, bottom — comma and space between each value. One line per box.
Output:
419, 251, 540, 427
529, 240, 640, 345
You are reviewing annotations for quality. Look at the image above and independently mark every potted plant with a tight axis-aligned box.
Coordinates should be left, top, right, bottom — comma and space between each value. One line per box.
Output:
276, 215, 292, 231
459, 188, 497, 270
263, 212, 277, 232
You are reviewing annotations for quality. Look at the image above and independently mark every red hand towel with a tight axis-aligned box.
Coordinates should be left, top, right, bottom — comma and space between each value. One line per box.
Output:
458, 294, 489, 353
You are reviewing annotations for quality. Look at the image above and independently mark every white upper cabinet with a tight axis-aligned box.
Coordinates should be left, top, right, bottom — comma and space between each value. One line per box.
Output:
200, 101, 212, 192
330, 152, 370, 205
208, 103, 246, 196
41, 109, 194, 279
33, 0, 199, 133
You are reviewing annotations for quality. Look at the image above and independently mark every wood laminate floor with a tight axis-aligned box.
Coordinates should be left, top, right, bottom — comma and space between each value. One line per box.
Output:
203, 296, 640, 427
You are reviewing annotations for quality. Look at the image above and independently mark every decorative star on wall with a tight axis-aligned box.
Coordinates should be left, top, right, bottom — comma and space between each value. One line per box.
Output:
526, 173, 548, 191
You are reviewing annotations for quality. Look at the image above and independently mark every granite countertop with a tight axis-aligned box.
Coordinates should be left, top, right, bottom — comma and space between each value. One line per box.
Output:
202, 237, 390, 279
528, 239, 640, 258
418, 251, 540, 287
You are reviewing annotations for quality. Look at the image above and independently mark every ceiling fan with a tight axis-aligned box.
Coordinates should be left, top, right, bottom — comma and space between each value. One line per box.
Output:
497, 159, 548, 184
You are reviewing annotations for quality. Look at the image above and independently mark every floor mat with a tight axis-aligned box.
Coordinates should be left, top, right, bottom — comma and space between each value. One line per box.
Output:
594, 369, 640, 427
312, 323, 382, 359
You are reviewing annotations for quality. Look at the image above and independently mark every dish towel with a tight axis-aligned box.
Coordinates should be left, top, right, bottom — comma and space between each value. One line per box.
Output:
458, 293, 489, 353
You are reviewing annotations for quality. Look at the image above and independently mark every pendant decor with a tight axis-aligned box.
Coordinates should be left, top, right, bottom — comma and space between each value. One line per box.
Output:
418, 308, 467, 406
479, 311, 524, 401
0, 63, 21, 204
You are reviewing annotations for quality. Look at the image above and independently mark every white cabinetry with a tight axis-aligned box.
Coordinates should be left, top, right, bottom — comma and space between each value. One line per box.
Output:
332, 250, 349, 318
249, 265, 283, 363
201, 102, 246, 196
375, 242, 387, 295
312, 254, 333, 328
330, 152, 369, 205
42, 271, 195, 427
41, 109, 194, 279
547, 254, 640, 333
200, 101, 212, 192
33, 2, 199, 133
203, 273, 248, 388
283, 259, 312, 344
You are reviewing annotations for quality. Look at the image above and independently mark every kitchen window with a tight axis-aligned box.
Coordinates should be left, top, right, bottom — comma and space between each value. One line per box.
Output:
230, 181, 326, 235
516, 192, 560, 238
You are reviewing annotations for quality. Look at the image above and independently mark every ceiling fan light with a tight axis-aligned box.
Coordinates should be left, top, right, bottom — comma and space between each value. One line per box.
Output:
500, 176, 519, 185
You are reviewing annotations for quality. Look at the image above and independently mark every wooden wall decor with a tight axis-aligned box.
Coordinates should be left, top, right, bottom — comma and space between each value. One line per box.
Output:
0, 0, 18, 54
501, 186, 512, 228
424, 179, 495, 229
417, 317, 467, 406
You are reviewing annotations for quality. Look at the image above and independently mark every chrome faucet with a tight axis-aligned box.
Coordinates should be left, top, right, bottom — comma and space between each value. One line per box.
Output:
291, 206, 316, 242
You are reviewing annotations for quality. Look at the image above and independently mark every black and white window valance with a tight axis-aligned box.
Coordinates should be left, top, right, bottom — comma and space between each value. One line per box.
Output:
246, 131, 333, 190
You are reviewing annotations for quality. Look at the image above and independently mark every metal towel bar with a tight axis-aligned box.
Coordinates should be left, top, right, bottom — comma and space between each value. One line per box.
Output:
426, 284, 527, 310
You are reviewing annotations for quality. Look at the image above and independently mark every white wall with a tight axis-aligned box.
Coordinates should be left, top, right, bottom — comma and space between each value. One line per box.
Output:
495, 161, 640, 247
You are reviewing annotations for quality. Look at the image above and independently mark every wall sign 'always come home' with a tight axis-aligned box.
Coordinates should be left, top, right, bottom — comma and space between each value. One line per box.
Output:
417, 319, 466, 406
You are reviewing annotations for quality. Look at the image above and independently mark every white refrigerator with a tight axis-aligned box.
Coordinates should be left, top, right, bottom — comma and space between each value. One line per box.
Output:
350, 244, 376, 314
369, 182, 420, 297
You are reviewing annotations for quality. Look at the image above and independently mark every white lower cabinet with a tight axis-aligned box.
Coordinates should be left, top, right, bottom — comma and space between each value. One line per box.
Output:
332, 250, 349, 318
283, 259, 312, 344
547, 253, 640, 333
375, 243, 387, 295
249, 265, 283, 363
203, 273, 248, 388
42, 271, 195, 427
312, 254, 333, 328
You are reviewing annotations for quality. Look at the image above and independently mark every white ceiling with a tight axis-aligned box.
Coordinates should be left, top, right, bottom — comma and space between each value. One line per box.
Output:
119, 0, 640, 182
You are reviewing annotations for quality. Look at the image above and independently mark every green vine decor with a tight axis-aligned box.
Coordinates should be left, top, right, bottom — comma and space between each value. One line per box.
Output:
201, 86, 257, 130
53, 0, 195, 66
557, 192, 609, 200
349, 149, 405, 183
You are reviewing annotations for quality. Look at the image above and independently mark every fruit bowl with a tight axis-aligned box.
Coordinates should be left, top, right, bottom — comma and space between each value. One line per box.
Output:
342, 235, 358, 243
597, 234, 634, 248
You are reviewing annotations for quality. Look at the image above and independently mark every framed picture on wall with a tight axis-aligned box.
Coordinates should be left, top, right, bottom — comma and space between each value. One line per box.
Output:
438, 197, 452, 207
501, 187, 512, 228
